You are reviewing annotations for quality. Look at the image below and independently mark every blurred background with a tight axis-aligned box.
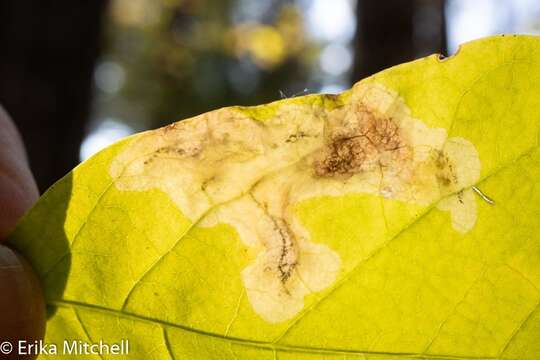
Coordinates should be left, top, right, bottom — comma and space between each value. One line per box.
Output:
1, 0, 540, 192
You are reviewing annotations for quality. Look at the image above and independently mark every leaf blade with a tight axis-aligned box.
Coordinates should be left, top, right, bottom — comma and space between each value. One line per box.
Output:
10, 35, 540, 359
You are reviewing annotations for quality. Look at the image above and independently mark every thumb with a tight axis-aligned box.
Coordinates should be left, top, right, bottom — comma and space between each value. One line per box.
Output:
0, 105, 39, 239
0, 105, 45, 359
0, 246, 45, 359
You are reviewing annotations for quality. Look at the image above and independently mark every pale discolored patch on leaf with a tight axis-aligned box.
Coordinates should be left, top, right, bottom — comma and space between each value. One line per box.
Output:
109, 82, 481, 322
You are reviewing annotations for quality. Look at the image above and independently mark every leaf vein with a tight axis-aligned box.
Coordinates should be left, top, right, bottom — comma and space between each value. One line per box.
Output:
51, 300, 503, 360
273, 142, 540, 343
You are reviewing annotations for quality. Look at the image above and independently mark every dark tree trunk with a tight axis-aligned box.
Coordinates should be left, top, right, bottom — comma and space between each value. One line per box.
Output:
0, 1, 108, 192
352, 0, 447, 80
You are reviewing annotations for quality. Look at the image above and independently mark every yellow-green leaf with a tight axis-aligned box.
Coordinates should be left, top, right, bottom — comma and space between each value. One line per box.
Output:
9, 35, 540, 359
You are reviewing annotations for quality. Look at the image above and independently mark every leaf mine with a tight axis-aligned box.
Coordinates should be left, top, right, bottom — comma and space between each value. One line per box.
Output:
110, 82, 482, 322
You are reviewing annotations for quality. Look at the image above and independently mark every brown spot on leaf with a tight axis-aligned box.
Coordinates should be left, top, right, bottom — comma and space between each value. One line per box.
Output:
314, 104, 410, 177
271, 217, 298, 284
433, 149, 458, 188
285, 131, 308, 143
323, 93, 339, 101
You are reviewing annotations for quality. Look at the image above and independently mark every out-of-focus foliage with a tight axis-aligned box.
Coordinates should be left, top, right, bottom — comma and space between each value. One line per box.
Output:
96, 0, 320, 130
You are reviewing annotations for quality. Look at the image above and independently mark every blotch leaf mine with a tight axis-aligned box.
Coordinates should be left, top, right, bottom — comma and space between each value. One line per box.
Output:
9, 35, 540, 359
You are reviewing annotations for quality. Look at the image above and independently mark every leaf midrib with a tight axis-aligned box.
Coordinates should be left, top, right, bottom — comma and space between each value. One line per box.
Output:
51, 299, 504, 360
